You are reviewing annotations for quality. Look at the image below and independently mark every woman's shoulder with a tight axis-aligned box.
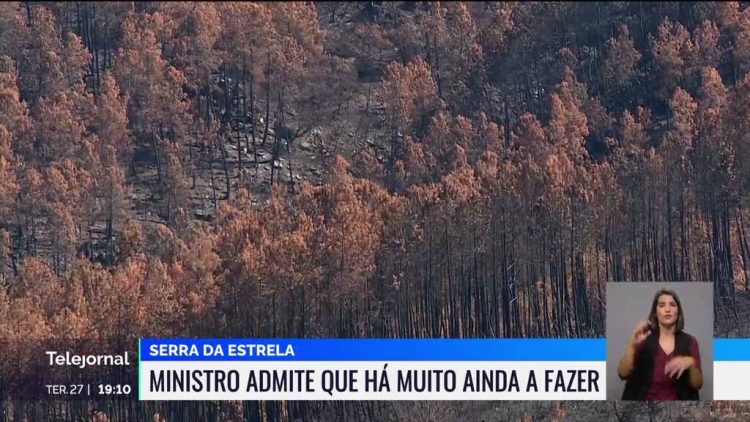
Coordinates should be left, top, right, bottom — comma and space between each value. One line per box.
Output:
679, 330, 695, 338
679, 331, 699, 346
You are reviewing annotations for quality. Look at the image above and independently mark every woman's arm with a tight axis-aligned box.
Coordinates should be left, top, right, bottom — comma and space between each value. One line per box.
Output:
687, 337, 703, 390
665, 337, 703, 390
618, 320, 650, 379
665, 355, 703, 389
617, 340, 638, 379
687, 359, 703, 390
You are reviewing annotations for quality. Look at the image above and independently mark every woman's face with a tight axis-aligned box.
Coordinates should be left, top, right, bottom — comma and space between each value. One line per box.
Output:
656, 294, 679, 328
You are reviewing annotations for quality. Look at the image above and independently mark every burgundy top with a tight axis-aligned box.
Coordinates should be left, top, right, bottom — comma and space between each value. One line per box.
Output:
635, 336, 701, 401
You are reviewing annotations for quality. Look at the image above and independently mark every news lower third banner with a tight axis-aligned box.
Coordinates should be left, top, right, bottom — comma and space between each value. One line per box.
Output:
139, 339, 606, 400
714, 339, 750, 400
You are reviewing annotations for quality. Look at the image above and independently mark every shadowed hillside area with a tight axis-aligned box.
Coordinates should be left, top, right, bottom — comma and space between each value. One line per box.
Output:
2, 1, 750, 420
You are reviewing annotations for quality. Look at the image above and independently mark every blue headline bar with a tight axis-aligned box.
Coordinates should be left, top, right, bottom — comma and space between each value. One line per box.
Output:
714, 339, 750, 361
140, 338, 606, 361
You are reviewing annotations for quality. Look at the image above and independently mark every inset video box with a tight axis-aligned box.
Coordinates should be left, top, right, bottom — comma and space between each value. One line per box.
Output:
139, 339, 606, 400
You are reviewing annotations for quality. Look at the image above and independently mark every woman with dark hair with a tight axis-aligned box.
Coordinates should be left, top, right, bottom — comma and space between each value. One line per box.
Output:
617, 289, 703, 400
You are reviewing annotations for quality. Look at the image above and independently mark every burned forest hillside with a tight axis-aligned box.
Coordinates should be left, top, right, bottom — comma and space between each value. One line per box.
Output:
2, 1, 750, 420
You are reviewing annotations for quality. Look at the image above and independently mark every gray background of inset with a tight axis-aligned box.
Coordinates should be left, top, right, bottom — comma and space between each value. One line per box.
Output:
606, 282, 713, 400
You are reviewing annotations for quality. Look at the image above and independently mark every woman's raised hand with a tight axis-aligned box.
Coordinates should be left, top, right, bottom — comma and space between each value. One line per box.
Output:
629, 320, 651, 348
